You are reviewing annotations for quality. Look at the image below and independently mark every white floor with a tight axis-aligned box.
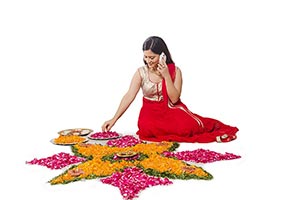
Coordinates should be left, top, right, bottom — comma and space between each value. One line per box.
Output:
1, 1, 299, 199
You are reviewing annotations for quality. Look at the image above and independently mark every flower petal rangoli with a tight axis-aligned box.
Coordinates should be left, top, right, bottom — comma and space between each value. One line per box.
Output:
26, 134, 241, 199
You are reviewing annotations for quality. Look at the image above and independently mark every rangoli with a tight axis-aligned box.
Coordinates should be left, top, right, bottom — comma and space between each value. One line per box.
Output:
26, 131, 241, 200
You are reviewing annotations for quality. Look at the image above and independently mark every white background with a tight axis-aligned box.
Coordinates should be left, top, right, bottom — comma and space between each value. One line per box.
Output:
1, 0, 299, 199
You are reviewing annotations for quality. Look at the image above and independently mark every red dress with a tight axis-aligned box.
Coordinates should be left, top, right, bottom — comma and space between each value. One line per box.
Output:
136, 64, 238, 143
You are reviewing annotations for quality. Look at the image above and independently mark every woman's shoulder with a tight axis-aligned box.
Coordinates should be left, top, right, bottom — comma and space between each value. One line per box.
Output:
138, 65, 147, 70
137, 65, 148, 73
174, 65, 181, 70
171, 65, 181, 74
173, 66, 182, 81
174, 65, 182, 74
137, 65, 148, 78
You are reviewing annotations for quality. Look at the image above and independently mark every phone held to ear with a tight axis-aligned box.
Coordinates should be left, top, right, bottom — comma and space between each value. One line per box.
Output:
160, 52, 167, 63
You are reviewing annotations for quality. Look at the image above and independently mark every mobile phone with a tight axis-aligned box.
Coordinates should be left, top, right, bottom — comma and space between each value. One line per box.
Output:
160, 52, 167, 62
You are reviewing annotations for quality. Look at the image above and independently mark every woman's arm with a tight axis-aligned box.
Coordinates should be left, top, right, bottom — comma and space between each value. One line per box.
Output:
163, 66, 182, 104
101, 69, 141, 131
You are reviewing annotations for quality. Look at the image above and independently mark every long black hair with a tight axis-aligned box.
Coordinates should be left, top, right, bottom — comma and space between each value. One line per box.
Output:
142, 36, 174, 64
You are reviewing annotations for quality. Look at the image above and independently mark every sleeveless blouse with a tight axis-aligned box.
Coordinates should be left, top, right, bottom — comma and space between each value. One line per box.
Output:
138, 66, 163, 102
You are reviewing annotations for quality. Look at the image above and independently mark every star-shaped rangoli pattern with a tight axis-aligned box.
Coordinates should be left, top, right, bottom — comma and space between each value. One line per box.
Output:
49, 141, 212, 185
27, 135, 241, 199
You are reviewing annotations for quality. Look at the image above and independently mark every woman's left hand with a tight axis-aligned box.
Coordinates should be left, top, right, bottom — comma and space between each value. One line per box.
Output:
157, 61, 170, 78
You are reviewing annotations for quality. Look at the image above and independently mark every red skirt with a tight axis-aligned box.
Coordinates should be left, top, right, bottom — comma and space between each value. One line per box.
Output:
137, 97, 238, 143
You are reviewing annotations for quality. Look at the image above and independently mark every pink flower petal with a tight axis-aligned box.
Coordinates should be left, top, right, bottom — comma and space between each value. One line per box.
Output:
101, 167, 172, 200
26, 152, 86, 169
163, 149, 241, 163
107, 135, 142, 148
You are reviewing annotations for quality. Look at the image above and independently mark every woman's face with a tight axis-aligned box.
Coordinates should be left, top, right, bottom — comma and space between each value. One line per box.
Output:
143, 50, 160, 69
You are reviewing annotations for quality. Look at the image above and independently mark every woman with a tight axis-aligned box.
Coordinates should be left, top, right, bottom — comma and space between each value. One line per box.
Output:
102, 36, 238, 143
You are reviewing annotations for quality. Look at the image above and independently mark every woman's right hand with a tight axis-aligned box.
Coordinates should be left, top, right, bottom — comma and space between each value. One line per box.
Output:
101, 119, 116, 132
